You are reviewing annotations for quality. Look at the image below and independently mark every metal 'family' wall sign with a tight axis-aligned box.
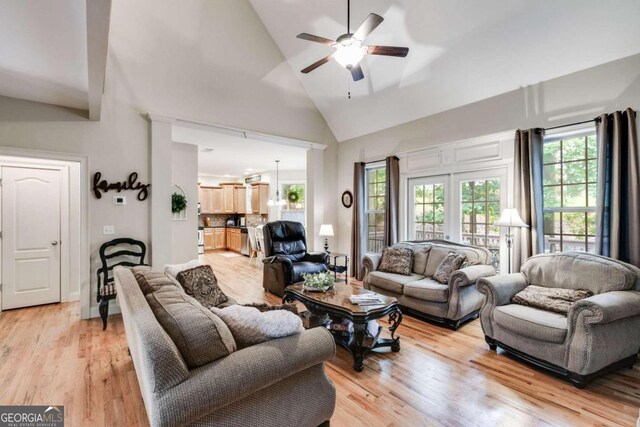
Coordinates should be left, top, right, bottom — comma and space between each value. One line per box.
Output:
92, 172, 151, 201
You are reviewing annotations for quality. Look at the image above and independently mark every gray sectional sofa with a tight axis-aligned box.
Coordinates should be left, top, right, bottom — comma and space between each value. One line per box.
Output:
478, 252, 640, 387
114, 266, 336, 427
363, 239, 495, 329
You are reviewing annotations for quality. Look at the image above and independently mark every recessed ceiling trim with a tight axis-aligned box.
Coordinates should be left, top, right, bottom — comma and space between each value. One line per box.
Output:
146, 112, 327, 151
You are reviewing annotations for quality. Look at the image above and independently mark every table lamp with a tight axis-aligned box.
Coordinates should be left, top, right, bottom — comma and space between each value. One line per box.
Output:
494, 208, 528, 274
319, 224, 334, 253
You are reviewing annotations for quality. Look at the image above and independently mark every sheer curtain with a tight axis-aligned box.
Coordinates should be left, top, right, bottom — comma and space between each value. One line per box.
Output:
384, 156, 400, 247
595, 108, 640, 266
513, 128, 545, 271
350, 162, 367, 280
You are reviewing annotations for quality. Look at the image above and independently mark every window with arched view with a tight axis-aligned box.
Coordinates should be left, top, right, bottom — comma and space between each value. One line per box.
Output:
460, 179, 501, 251
366, 166, 386, 252
281, 183, 305, 225
542, 133, 597, 253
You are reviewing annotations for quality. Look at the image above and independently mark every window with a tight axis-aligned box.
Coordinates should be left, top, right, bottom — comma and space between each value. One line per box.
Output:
460, 179, 501, 252
542, 134, 597, 252
412, 182, 445, 240
366, 166, 386, 252
281, 183, 305, 225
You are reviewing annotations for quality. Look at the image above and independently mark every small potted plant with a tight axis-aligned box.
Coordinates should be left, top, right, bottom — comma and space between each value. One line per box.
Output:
302, 272, 336, 292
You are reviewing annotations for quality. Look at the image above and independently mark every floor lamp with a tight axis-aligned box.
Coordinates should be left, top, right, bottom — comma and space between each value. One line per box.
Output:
494, 208, 529, 274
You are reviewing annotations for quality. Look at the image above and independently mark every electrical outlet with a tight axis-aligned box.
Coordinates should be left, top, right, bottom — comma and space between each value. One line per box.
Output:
103, 225, 115, 235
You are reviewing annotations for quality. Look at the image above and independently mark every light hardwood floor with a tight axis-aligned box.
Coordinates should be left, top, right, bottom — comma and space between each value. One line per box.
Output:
1, 250, 639, 426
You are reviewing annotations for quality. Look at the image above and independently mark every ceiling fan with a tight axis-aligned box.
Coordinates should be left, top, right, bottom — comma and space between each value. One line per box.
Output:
297, 0, 409, 82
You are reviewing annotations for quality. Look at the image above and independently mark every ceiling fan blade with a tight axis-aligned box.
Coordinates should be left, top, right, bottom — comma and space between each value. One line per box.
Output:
366, 45, 409, 57
301, 56, 333, 74
350, 64, 365, 82
353, 13, 384, 41
296, 33, 336, 46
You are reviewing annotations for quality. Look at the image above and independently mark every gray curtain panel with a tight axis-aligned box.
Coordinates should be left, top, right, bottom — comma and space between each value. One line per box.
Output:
350, 162, 367, 280
595, 108, 640, 267
513, 128, 545, 272
384, 156, 400, 247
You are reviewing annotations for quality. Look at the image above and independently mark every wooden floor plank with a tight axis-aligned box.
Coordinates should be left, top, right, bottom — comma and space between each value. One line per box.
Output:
0, 250, 638, 426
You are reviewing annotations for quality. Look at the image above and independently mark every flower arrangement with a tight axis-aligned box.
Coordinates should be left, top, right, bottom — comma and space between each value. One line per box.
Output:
302, 272, 335, 292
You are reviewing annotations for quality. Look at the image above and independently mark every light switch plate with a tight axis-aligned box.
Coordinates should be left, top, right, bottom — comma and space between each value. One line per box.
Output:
113, 196, 126, 205
103, 225, 115, 235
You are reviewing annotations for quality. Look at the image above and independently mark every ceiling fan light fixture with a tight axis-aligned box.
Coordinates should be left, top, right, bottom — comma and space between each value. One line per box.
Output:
333, 42, 365, 69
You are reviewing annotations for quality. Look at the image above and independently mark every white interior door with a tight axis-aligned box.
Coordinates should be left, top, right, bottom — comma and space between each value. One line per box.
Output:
2, 166, 61, 310
407, 175, 450, 241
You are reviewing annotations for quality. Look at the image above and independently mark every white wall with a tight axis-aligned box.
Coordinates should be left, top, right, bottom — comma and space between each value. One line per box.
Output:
0, 0, 337, 318
335, 53, 640, 255
171, 142, 198, 263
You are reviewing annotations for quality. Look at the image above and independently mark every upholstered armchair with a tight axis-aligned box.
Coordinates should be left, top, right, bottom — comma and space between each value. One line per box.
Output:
262, 221, 329, 297
477, 252, 640, 387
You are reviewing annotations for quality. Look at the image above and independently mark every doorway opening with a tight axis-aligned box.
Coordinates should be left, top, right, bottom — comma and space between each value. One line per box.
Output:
0, 153, 87, 316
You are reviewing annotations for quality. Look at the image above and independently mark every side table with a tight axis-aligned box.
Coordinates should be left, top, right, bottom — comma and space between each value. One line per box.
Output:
327, 253, 349, 284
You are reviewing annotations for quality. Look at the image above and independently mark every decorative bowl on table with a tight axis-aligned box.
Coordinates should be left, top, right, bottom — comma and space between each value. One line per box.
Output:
302, 272, 335, 292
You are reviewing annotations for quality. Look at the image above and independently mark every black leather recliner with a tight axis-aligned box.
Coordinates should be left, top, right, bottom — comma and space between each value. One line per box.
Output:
262, 221, 329, 297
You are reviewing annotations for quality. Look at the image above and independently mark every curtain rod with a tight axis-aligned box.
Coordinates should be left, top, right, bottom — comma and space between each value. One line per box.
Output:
541, 109, 637, 132
542, 117, 600, 132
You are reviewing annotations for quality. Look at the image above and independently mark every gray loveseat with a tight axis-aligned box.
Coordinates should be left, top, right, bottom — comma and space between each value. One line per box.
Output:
477, 252, 640, 387
363, 239, 495, 329
114, 267, 336, 426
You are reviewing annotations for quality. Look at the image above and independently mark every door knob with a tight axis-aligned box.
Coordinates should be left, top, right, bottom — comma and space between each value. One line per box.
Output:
51, 241, 58, 246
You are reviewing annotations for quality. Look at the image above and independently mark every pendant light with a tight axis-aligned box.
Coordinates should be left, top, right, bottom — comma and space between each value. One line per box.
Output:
267, 160, 287, 206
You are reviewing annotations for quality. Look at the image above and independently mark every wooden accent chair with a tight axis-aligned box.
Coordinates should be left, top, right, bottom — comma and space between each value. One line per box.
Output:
97, 238, 146, 330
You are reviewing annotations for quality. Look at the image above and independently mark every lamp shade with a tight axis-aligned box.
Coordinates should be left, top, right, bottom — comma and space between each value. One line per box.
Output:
494, 208, 528, 228
318, 224, 334, 237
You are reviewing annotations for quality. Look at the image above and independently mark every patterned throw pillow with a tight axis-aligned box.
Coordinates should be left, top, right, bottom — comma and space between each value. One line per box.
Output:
176, 265, 229, 308
432, 251, 467, 284
378, 246, 414, 276
512, 285, 593, 315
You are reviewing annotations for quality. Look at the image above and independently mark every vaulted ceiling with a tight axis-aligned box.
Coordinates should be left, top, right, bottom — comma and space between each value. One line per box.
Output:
249, 0, 640, 141
0, 0, 111, 119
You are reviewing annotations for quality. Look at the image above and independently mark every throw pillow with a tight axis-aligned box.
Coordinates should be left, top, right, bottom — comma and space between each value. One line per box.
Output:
243, 302, 299, 315
146, 289, 236, 368
378, 247, 413, 276
133, 269, 179, 295
512, 285, 593, 315
176, 265, 229, 309
164, 259, 200, 279
432, 251, 467, 284
211, 305, 304, 349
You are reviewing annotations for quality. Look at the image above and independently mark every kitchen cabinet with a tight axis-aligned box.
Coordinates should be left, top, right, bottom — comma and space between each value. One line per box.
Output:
221, 184, 235, 213
203, 229, 215, 250
213, 228, 225, 249
251, 183, 269, 215
199, 186, 223, 214
224, 228, 242, 252
234, 186, 247, 214
211, 187, 224, 213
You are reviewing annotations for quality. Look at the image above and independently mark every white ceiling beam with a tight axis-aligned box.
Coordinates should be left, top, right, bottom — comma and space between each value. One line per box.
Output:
86, 0, 112, 121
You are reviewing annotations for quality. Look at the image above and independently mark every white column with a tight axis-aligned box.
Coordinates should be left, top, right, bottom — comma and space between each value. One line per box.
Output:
306, 147, 325, 251
150, 117, 173, 267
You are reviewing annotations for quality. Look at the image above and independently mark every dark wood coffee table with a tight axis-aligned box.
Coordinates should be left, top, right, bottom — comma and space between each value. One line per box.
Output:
283, 283, 402, 372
